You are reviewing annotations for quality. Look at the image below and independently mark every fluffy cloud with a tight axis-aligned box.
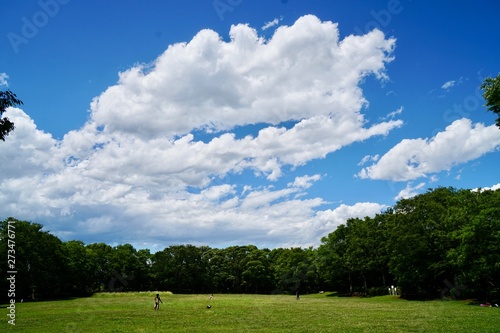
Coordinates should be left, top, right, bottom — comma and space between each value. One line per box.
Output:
0, 15, 401, 248
315, 202, 387, 234
358, 118, 500, 181
90, 15, 398, 139
288, 174, 322, 189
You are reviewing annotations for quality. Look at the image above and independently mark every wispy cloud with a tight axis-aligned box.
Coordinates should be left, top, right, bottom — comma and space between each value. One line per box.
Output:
380, 106, 403, 120
358, 154, 379, 166
395, 182, 426, 201
262, 17, 281, 30
0, 73, 8, 86
441, 80, 456, 90
441, 76, 464, 90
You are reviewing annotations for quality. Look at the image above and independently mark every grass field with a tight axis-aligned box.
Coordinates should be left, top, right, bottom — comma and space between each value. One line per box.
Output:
2, 292, 499, 332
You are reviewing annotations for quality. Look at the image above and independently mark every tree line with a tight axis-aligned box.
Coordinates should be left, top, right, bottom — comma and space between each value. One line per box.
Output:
1, 187, 499, 301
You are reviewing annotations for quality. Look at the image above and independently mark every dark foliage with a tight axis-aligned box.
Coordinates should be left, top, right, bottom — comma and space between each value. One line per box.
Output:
1, 187, 499, 301
0, 90, 23, 141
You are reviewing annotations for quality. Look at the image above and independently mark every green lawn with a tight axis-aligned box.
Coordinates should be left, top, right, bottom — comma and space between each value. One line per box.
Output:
2, 292, 499, 332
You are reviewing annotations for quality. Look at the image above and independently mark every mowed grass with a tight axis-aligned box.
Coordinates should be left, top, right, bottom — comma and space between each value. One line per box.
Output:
3, 292, 500, 332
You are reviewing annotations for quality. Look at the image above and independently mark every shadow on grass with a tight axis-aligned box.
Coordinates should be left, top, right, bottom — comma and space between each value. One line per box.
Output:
0, 293, 95, 307
325, 292, 368, 298
326, 291, 372, 298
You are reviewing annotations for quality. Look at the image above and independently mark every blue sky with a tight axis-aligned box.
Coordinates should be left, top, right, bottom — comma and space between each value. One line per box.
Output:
1, 0, 499, 251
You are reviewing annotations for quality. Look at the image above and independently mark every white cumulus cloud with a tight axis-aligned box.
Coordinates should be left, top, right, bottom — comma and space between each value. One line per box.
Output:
315, 202, 387, 234
288, 174, 322, 189
358, 118, 500, 181
0, 15, 402, 248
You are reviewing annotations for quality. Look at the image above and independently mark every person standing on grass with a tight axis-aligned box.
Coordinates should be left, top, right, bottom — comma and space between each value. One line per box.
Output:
154, 294, 163, 310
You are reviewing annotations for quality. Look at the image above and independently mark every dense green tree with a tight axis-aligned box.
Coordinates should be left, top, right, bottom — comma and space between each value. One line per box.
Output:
222, 245, 259, 293
385, 187, 497, 298
85, 243, 114, 292
344, 215, 390, 292
135, 248, 154, 291
150, 249, 172, 291
0, 218, 66, 299
386, 188, 459, 298
61, 240, 94, 296
2, 186, 499, 300
272, 247, 318, 294
107, 244, 141, 291
241, 248, 272, 293
318, 214, 391, 295
317, 224, 354, 293
204, 247, 233, 292
151, 245, 209, 293
0, 90, 22, 141
481, 73, 500, 128
448, 189, 500, 300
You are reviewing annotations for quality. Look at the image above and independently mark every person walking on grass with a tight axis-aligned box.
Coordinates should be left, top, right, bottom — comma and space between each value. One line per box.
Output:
154, 294, 163, 310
